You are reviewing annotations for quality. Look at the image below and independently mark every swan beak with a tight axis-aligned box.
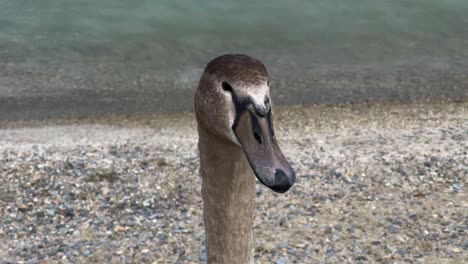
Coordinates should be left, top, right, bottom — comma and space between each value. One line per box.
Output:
233, 107, 296, 193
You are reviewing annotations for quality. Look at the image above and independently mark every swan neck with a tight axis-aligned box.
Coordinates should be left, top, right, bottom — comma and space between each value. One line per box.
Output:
198, 126, 255, 264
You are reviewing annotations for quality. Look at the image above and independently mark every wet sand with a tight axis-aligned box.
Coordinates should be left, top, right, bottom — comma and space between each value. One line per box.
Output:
1, 60, 467, 121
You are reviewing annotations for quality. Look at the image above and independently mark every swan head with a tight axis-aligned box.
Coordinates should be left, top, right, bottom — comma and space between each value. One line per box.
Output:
195, 54, 295, 193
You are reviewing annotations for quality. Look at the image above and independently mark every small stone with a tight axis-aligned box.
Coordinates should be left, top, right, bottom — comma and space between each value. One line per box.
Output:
277, 242, 288, 249
323, 225, 332, 234
397, 248, 407, 256
199, 251, 207, 262
449, 247, 462, 253
18, 204, 29, 212
354, 247, 363, 254
71, 244, 81, 250
295, 243, 306, 249
157, 158, 168, 167
142, 200, 151, 207
25, 257, 38, 264
276, 257, 287, 264
113, 226, 126, 233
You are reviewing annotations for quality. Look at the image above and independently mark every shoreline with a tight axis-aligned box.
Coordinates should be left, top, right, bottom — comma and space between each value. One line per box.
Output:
0, 98, 466, 128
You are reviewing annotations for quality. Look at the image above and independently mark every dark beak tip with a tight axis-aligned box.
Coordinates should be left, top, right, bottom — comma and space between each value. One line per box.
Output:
271, 185, 291, 193
268, 169, 295, 193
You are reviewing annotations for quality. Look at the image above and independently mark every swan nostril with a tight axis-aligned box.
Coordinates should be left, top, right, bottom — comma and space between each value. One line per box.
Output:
253, 132, 262, 144
254, 132, 262, 145
264, 97, 270, 112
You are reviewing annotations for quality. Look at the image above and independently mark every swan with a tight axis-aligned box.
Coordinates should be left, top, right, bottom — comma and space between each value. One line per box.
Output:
194, 54, 296, 263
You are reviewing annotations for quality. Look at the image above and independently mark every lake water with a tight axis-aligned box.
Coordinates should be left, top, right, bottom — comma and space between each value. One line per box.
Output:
1, 0, 467, 119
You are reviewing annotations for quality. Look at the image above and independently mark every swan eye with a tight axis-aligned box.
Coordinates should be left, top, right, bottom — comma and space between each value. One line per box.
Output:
222, 81, 233, 92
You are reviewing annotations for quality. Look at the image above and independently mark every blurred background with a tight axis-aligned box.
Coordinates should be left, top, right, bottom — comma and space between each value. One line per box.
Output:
1, 0, 467, 120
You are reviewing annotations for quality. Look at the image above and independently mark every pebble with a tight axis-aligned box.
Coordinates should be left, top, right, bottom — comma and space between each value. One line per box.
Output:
276, 257, 287, 264
277, 242, 288, 249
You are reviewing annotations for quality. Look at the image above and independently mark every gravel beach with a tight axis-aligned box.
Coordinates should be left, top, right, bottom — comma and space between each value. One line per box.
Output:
0, 101, 466, 263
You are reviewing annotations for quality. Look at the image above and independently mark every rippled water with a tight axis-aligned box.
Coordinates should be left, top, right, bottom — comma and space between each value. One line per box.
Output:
0, 0, 467, 118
